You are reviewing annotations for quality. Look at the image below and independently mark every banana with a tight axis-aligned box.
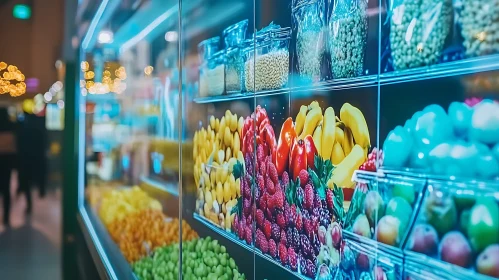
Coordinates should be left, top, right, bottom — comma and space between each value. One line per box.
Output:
224, 126, 232, 147
340, 103, 370, 148
229, 114, 238, 132
328, 144, 365, 189
342, 127, 355, 156
233, 131, 240, 156
331, 142, 345, 165
219, 117, 226, 143
295, 105, 308, 135
237, 116, 243, 135
321, 107, 336, 159
225, 147, 232, 161
309, 101, 320, 110
225, 110, 232, 122
299, 106, 323, 139
210, 116, 215, 129
313, 124, 322, 158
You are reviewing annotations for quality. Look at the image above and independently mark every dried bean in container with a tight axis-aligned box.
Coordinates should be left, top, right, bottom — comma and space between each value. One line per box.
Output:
245, 50, 289, 92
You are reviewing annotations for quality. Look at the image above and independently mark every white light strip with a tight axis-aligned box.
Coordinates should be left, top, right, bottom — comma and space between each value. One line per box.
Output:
120, 3, 178, 54
82, 0, 109, 50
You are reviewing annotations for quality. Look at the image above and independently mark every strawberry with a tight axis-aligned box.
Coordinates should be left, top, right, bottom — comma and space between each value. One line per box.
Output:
243, 198, 251, 217
245, 226, 253, 245
278, 242, 288, 265
288, 247, 298, 271
266, 177, 276, 195
268, 162, 279, 185
303, 184, 314, 210
257, 174, 265, 193
263, 220, 272, 240
256, 229, 268, 253
298, 169, 309, 187
259, 191, 268, 211
269, 189, 284, 211
257, 144, 265, 165
295, 211, 303, 232
276, 212, 286, 229
256, 209, 265, 229
280, 229, 288, 247
326, 189, 334, 212
269, 239, 278, 258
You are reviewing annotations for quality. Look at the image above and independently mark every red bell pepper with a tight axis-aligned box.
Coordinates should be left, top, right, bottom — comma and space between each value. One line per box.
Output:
304, 135, 317, 170
290, 139, 307, 180
275, 118, 296, 176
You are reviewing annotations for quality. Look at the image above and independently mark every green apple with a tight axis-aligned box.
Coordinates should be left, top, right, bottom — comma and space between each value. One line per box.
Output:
468, 199, 499, 253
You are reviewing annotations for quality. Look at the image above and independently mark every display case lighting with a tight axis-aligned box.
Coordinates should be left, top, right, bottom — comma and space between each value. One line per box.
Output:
164, 31, 178, 42
98, 30, 114, 44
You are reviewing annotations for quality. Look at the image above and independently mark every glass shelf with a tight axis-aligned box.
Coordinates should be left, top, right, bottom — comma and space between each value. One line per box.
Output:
193, 213, 313, 280
193, 54, 499, 104
380, 54, 499, 86
139, 175, 179, 197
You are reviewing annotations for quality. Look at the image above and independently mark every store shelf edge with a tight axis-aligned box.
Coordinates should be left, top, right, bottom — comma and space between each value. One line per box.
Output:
78, 205, 138, 280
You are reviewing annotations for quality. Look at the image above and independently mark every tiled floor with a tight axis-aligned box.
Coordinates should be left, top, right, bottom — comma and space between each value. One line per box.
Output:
0, 171, 61, 280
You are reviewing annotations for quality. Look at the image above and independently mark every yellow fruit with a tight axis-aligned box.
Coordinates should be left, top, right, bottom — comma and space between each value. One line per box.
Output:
328, 144, 365, 189
210, 115, 215, 129
219, 117, 226, 142
313, 124, 322, 157
203, 172, 211, 190
229, 174, 236, 199
217, 149, 225, 164
223, 181, 231, 202
299, 106, 323, 139
205, 190, 213, 207
340, 103, 370, 148
230, 114, 238, 132
335, 125, 345, 145
235, 178, 241, 196
331, 142, 345, 165
226, 147, 232, 162
215, 118, 220, 132
204, 202, 211, 216
228, 158, 237, 173
225, 110, 232, 122
224, 127, 232, 147
210, 169, 216, 186
321, 107, 336, 159
216, 182, 223, 203
220, 165, 229, 183
295, 105, 308, 135
238, 116, 244, 135
342, 127, 355, 156
309, 101, 320, 110
225, 212, 231, 230
233, 132, 240, 156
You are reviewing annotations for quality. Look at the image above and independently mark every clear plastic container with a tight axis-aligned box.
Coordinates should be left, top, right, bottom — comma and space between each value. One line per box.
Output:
244, 26, 291, 92
224, 20, 249, 93
389, 0, 453, 70
328, 0, 368, 79
197, 36, 221, 63
404, 179, 499, 279
293, 0, 326, 82
456, 0, 499, 58
205, 50, 225, 96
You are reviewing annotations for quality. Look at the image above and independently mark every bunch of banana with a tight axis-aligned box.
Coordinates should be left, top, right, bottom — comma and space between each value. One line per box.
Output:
295, 102, 371, 189
193, 110, 244, 231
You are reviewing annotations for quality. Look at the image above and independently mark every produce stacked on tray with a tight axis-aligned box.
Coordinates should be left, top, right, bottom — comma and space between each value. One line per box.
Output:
99, 186, 163, 226
133, 237, 246, 280
405, 182, 499, 278
383, 99, 499, 180
108, 209, 198, 263
220, 102, 374, 279
193, 110, 245, 231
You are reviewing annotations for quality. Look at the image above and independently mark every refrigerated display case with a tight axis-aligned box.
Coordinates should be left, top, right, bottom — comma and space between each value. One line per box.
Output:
72, 0, 499, 279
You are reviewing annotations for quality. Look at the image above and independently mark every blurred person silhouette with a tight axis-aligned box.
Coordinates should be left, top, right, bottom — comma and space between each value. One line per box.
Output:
0, 108, 16, 226
17, 112, 47, 214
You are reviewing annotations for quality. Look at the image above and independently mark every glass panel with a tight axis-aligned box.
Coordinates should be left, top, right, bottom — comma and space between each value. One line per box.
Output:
181, 0, 255, 279
79, 1, 184, 278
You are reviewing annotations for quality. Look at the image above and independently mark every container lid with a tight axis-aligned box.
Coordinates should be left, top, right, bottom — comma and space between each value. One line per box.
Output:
292, 0, 322, 12
255, 23, 291, 42
197, 36, 221, 61
223, 19, 248, 48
